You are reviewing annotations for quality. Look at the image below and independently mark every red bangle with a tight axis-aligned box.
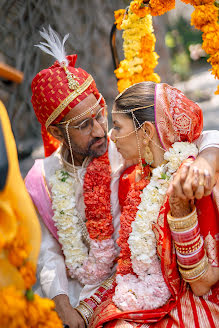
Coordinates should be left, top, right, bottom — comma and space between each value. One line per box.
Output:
176, 240, 205, 268
171, 222, 200, 244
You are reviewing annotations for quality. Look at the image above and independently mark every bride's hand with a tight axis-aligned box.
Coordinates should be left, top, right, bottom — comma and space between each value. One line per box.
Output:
168, 165, 194, 217
167, 149, 216, 200
168, 192, 192, 218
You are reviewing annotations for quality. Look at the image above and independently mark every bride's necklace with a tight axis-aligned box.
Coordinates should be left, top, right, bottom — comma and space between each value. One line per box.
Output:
113, 142, 198, 311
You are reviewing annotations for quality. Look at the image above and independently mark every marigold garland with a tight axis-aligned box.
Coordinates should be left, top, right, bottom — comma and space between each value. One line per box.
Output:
1, 227, 62, 327
84, 149, 114, 241
189, 0, 219, 94
114, 3, 160, 93
0, 286, 62, 328
115, 0, 218, 94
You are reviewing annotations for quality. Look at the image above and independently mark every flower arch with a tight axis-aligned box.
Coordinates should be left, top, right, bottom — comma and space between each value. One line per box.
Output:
114, 0, 219, 94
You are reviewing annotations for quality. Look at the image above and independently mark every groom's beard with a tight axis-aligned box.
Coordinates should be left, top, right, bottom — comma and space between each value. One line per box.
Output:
70, 132, 108, 158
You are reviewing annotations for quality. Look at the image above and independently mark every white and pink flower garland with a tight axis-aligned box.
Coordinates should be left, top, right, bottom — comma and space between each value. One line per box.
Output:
113, 142, 198, 311
49, 151, 117, 285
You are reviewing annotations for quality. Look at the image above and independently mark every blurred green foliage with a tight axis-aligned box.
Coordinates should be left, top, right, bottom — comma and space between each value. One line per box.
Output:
165, 16, 205, 80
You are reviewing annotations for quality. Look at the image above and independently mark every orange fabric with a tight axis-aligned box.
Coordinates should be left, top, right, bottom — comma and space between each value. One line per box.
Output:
31, 55, 102, 157
154, 83, 203, 150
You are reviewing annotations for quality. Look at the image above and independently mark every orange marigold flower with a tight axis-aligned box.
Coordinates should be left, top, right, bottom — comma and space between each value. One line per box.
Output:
202, 23, 219, 55
25, 294, 63, 328
114, 9, 126, 30
117, 79, 132, 93
0, 286, 26, 328
150, 0, 175, 16
6, 226, 31, 267
130, 0, 151, 18
140, 33, 156, 53
208, 53, 219, 79
20, 261, 36, 289
191, 4, 218, 30
215, 85, 219, 95
181, 0, 215, 4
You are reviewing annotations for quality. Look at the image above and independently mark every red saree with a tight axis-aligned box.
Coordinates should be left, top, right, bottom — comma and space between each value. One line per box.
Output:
88, 166, 219, 328
88, 83, 219, 327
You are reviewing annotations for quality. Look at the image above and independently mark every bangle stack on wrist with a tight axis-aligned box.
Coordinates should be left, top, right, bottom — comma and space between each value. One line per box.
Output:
75, 302, 93, 327
167, 207, 209, 283
75, 275, 115, 327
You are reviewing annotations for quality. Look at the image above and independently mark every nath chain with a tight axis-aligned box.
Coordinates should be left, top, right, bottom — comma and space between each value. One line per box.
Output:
132, 112, 144, 175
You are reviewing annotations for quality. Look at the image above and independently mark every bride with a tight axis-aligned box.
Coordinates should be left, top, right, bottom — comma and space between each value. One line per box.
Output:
89, 82, 219, 328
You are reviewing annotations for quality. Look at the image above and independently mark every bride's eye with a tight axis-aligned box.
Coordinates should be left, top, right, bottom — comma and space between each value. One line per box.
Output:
113, 125, 120, 131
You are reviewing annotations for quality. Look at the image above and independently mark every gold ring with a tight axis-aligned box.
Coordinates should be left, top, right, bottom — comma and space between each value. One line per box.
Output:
199, 181, 205, 186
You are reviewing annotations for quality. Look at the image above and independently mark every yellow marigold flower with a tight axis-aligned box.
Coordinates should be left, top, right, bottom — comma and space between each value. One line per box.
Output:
0, 286, 26, 328
117, 79, 132, 93
114, 9, 126, 30
144, 72, 161, 83
191, 4, 218, 30
131, 73, 145, 84
142, 52, 160, 69
20, 262, 36, 289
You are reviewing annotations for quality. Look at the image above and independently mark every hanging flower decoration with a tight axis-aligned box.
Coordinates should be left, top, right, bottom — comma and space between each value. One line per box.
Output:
189, 0, 219, 94
114, 2, 160, 93
114, 0, 219, 94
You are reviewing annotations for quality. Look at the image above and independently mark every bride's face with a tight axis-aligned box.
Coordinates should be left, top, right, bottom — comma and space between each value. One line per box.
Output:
111, 109, 144, 160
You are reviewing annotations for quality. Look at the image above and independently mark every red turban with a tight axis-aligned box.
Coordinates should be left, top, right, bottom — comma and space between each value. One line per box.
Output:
155, 83, 203, 150
31, 55, 102, 157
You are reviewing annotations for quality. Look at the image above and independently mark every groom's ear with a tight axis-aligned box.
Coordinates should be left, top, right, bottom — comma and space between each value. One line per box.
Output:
142, 121, 155, 140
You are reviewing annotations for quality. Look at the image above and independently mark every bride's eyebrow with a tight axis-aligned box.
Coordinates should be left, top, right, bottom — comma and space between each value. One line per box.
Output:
113, 120, 120, 125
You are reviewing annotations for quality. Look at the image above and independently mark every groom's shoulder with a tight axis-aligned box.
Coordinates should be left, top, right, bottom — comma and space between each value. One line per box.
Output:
26, 148, 61, 182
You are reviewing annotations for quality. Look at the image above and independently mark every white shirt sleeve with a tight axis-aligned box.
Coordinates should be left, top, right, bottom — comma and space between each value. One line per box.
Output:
194, 130, 219, 152
34, 214, 69, 300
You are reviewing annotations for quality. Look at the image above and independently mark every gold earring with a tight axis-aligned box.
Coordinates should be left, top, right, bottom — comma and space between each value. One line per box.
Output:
143, 143, 153, 165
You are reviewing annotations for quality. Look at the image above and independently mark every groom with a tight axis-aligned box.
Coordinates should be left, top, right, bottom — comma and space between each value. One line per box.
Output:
25, 28, 219, 328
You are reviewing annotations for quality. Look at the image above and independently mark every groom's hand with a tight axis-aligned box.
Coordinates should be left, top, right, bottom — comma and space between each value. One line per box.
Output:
167, 148, 217, 200
53, 294, 85, 328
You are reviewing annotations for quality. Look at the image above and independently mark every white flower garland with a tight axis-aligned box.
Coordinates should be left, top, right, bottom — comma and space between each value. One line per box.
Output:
50, 169, 117, 285
113, 142, 198, 311
50, 170, 89, 270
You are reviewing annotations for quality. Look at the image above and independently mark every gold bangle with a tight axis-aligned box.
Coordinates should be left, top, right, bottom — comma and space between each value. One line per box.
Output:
182, 268, 208, 283
178, 254, 208, 281
75, 302, 93, 327
167, 207, 197, 231
175, 238, 202, 254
